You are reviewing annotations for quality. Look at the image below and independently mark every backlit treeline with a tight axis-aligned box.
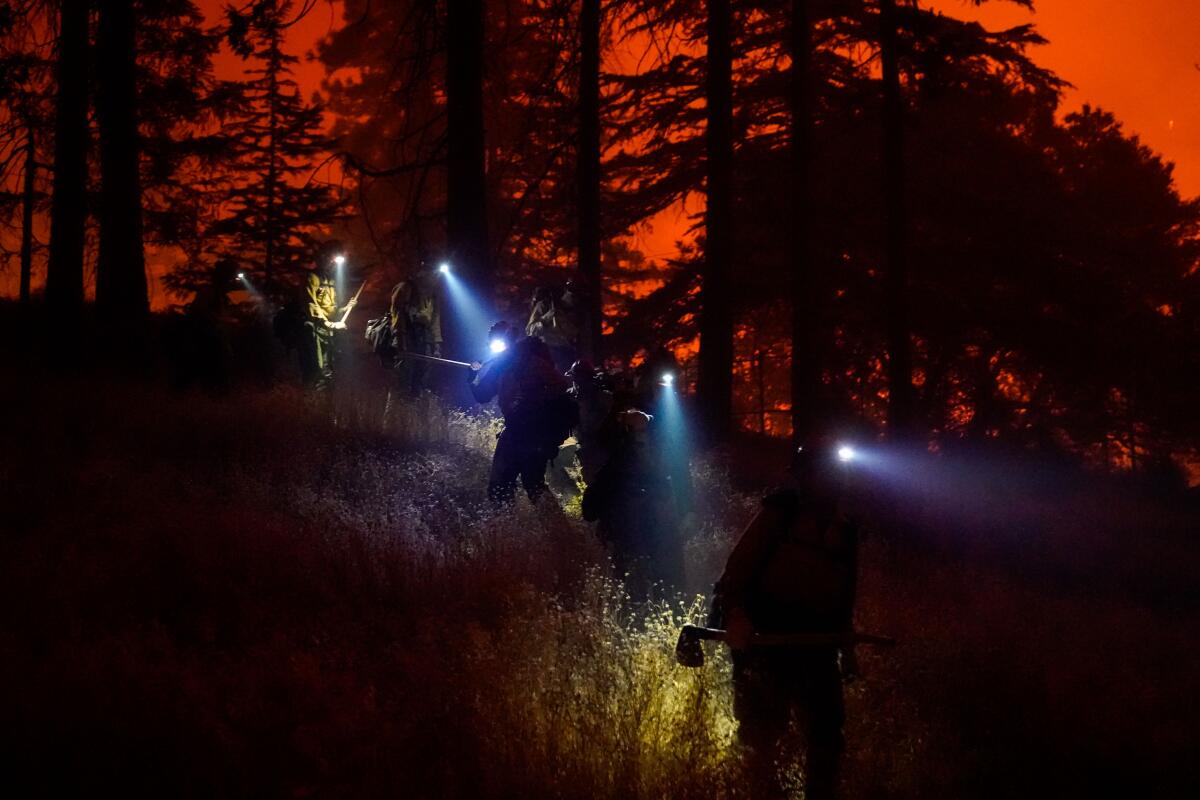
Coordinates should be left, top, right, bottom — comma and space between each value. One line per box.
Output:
0, 0, 1197, 472
0, 0, 344, 339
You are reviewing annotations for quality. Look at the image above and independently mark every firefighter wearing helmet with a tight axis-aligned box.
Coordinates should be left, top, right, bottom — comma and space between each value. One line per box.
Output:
709, 441, 861, 800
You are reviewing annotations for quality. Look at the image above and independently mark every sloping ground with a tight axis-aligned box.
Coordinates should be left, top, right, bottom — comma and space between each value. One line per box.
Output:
1, 378, 1196, 798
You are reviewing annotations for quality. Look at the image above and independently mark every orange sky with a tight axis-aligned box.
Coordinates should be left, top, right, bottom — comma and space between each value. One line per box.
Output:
205, 0, 338, 90
7, 1, 1197, 302
205, 1, 1200, 204
928, 0, 1200, 196
186, 0, 1200, 281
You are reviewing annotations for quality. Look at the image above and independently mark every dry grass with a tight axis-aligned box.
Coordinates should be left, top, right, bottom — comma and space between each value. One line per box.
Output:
0, 376, 1196, 798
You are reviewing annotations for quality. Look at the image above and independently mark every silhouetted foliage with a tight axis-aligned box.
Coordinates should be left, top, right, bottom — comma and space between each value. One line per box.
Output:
0, 0, 1192, 468
95, 0, 150, 348
134, 0, 226, 286
207, 0, 346, 293
45, 0, 88, 322
0, 2, 53, 307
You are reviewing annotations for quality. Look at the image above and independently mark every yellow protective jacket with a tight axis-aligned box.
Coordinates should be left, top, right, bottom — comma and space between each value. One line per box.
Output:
389, 278, 443, 346
306, 273, 340, 323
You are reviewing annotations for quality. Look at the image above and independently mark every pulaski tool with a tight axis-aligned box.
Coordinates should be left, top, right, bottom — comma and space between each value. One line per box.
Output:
338, 281, 368, 326
674, 624, 896, 668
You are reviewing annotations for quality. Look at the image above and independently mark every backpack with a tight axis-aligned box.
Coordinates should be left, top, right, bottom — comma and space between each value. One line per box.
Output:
365, 315, 395, 360
499, 337, 569, 415
751, 489, 859, 627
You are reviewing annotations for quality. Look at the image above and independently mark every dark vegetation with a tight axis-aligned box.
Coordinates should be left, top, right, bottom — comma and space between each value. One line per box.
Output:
3, 1, 1198, 461
0, 0, 1198, 795
1, 327, 1196, 796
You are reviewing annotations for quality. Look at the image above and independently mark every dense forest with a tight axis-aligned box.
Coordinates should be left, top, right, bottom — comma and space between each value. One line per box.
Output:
2, 3, 1198, 797
1, 0, 1197, 468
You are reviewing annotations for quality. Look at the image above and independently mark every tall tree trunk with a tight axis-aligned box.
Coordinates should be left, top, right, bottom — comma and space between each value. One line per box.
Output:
446, 0, 491, 307
698, 0, 734, 440
264, 55, 279, 287
45, 0, 89, 323
879, 0, 915, 438
96, 0, 149, 351
789, 0, 817, 446
577, 0, 602, 361
19, 120, 36, 308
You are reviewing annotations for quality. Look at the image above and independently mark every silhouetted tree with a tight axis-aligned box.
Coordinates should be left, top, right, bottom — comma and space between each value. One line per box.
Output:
698, 0, 734, 439
445, 0, 491, 304
878, 0, 914, 438
318, 0, 591, 313
214, 0, 345, 292
317, 0, 442, 271
0, 3, 53, 309
578, 0, 602, 359
136, 1, 224, 288
788, 0, 816, 445
308, 0, 1200, 469
45, 0, 88, 323
95, 0, 149, 351
17, 115, 38, 305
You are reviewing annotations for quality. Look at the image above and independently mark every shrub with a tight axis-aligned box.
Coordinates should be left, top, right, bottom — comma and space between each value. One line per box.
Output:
1, 378, 1195, 797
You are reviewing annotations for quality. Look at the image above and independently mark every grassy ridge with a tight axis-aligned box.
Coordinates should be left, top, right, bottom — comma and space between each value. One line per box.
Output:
1, 380, 1195, 797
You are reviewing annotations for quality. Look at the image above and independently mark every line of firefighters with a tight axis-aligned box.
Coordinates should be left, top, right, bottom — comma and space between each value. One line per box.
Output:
369, 258, 691, 595
174, 245, 883, 800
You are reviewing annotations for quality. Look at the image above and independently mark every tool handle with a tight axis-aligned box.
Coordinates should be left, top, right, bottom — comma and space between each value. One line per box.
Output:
397, 351, 472, 368
680, 624, 895, 648
338, 282, 368, 325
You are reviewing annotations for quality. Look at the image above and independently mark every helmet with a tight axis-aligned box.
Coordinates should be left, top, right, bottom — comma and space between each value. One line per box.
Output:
790, 443, 821, 479
789, 439, 850, 484
314, 240, 344, 267
568, 358, 595, 380
488, 320, 514, 343
618, 409, 653, 433
212, 258, 238, 285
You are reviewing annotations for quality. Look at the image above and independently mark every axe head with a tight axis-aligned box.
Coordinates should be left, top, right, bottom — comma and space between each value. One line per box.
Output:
675, 626, 706, 668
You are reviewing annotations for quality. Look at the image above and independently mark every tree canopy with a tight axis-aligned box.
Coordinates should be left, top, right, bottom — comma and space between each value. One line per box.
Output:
0, 0, 1194, 472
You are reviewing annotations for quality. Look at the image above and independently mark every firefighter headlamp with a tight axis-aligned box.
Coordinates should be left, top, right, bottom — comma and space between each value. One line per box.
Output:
837, 445, 857, 463
439, 263, 451, 275
661, 372, 675, 387
333, 255, 346, 266
489, 338, 508, 354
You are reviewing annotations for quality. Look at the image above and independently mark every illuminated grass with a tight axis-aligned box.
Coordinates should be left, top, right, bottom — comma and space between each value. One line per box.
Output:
1, 378, 1194, 797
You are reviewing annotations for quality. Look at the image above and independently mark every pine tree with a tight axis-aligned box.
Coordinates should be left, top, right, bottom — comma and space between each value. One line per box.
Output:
445, 0, 491, 305
878, 0, 915, 438
95, 0, 150, 348
317, 0, 595, 312
698, 0, 735, 440
788, 0, 816, 446
316, 0, 442, 273
45, 0, 88, 323
577, 0, 603, 360
213, 0, 346, 293
135, 0, 225, 297
0, 2, 54, 309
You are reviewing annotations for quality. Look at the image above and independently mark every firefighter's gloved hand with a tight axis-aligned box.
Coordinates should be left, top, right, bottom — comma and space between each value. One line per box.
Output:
725, 607, 753, 651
